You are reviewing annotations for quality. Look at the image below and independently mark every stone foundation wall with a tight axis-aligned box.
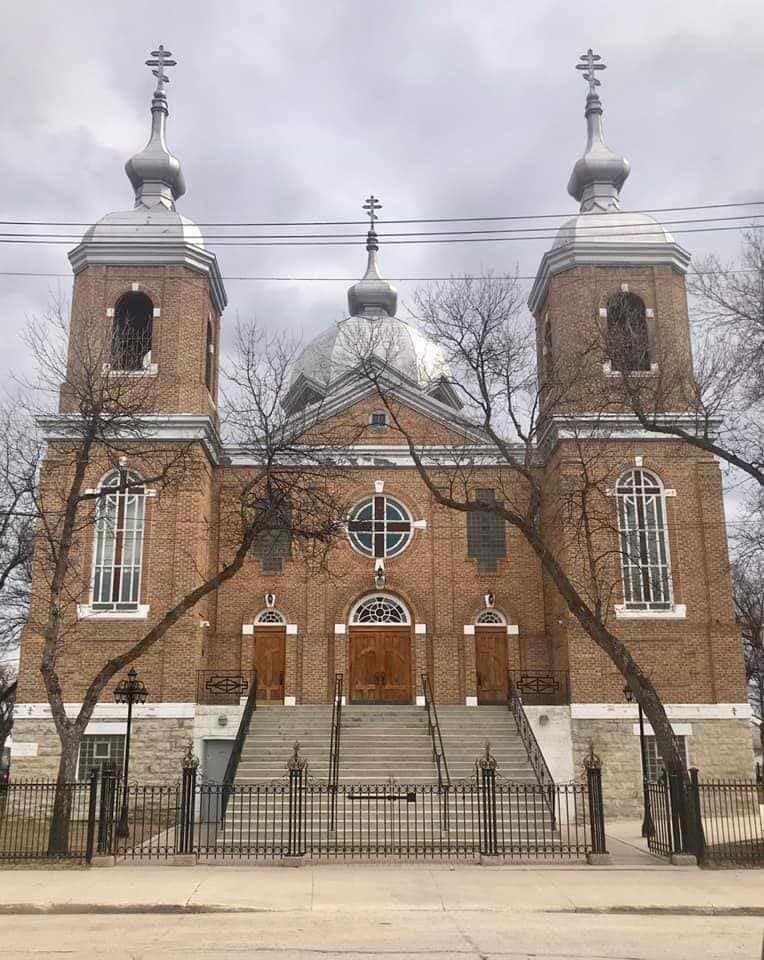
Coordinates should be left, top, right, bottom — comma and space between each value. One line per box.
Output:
10, 718, 194, 783
571, 717, 755, 818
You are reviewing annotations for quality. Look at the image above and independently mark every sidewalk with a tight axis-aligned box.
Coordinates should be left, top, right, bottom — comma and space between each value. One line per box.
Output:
0, 862, 762, 915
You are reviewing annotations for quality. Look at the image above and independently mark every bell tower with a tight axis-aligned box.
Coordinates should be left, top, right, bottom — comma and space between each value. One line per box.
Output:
528, 50, 693, 423
65, 45, 226, 424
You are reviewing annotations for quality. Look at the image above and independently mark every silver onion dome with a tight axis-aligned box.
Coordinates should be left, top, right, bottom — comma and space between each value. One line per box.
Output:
347, 229, 398, 317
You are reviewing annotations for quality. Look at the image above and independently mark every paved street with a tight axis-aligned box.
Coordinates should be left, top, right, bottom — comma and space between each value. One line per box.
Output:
1, 909, 761, 959
0, 864, 762, 959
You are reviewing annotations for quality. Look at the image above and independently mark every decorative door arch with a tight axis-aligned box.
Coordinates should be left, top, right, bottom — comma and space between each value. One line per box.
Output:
348, 594, 412, 704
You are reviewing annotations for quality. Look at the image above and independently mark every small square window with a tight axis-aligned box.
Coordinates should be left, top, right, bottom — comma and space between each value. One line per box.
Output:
370, 411, 388, 429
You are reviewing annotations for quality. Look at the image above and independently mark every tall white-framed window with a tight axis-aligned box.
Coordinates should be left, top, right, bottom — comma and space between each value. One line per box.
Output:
615, 468, 673, 611
91, 469, 147, 612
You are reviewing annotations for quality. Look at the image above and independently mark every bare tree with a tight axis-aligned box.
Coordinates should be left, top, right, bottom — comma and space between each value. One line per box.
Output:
613, 229, 764, 486
14, 306, 350, 850
731, 555, 764, 760
353, 275, 687, 777
0, 663, 17, 771
0, 399, 39, 655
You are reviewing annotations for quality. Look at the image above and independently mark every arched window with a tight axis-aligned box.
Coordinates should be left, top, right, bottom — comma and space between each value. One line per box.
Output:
475, 609, 506, 625
606, 291, 650, 372
542, 315, 554, 384
205, 318, 215, 393
112, 292, 153, 371
91, 469, 146, 611
350, 594, 410, 625
616, 468, 673, 609
255, 609, 286, 625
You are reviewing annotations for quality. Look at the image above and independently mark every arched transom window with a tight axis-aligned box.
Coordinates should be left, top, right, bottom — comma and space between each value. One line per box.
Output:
475, 609, 506, 625
255, 609, 286, 625
350, 595, 410, 625
91, 469, 146, 611
616, 468, 673, 609
347, 495, 413, 559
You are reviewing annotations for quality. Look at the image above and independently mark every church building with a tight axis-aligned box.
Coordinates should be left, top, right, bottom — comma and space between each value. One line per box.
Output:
11, 48, 754, 816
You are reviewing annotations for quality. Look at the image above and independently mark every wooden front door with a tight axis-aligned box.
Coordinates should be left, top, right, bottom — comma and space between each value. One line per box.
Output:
475, 628, 508, 704
254, 627, 286, 701
349, 629, 412, 704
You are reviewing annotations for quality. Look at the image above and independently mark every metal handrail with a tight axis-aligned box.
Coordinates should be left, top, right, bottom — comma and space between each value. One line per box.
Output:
421, 673, 451, 789
328, 673, 343, 829
220, 670, 257, 819
507, 670, 556, 826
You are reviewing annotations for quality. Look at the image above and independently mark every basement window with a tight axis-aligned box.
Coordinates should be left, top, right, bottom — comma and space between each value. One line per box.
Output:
643, 735, 688, 782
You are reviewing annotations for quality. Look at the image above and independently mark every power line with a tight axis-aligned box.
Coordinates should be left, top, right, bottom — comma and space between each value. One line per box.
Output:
1, 198, 763, 228
0, 268, 759, 282
0, 222, 762, 247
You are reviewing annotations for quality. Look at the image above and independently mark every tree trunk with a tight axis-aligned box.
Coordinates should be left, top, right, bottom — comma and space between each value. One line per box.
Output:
47, 726, 79, 855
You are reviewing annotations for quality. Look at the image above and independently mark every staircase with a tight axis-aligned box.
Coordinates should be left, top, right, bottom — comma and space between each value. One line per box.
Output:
234, 704, 333, 783
436, 705, 538, 782
232, 703, 539, 785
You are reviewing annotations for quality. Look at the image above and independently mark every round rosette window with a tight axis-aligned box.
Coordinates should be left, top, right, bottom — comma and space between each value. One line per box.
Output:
347, 495, 413, 559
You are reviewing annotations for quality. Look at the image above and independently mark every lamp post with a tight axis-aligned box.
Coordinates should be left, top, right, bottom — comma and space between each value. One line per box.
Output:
623, 683, 654, 838
114, 667, 148, 838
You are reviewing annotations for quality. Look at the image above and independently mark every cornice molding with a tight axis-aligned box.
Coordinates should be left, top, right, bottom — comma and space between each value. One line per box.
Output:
527, 240, 692, 314
68, 240, 228, 314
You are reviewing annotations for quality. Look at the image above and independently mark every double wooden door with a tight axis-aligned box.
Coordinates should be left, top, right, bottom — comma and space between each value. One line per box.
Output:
349, 628, 412, 704
254, 627, 286, 702
475, 627, 508, 704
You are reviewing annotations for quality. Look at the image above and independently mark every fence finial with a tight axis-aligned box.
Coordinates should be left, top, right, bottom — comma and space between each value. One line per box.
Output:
478, 740, 497, 771
287, 740, 308, 773
182, 741, 199, 770
582, 740, 602, 771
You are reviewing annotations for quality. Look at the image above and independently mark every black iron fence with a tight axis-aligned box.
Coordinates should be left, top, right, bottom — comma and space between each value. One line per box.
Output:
196, 670, 257, 705
645, 768, 764, 867
507, 670, 570, 706
0, 748, 607, 864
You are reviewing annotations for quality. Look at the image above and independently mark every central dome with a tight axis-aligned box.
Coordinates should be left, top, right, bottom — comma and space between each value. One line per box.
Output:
290, 313, 450, 392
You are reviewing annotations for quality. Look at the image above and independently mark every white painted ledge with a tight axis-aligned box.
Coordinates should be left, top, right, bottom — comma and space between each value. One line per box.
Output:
14, 702, 196, 720
571, 703, 751, 721
77, 604, 149, 621
615, 604, 686, 620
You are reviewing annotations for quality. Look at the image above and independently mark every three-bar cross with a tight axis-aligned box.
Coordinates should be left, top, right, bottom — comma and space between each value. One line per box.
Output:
146, 44, 177, 96
576, 48, 606, 96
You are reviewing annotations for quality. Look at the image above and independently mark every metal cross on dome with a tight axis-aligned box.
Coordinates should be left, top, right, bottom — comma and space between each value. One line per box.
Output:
576, 48, 606, 96
146, 44, 177, 96
363, 195, 382, 229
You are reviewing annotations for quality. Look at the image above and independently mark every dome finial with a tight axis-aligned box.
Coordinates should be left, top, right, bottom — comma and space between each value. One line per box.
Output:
125, 44, 186, 210
347, 195, 398, 318
567, 49, 630, 213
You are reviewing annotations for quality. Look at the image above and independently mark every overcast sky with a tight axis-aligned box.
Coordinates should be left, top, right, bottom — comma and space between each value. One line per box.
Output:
1, 0, 762, 381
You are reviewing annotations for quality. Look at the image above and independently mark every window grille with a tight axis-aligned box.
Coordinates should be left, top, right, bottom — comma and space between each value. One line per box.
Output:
643, 735, 688, 782
91, 469, 146, 611
351, 595, 410, 624
616, 469, 673, 609
606, 291, 650, 372
370, 411, 388, 428
475, 609, 505, 625
255, 609, 286, 625
347, 496, 413, 559
253, 498, 292, 572
467, 489, 506, 573
77, 734, 125, 781
112, 292, 154, 371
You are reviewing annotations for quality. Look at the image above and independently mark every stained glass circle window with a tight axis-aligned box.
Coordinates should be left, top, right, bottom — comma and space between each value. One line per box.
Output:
347, 495, 413, 558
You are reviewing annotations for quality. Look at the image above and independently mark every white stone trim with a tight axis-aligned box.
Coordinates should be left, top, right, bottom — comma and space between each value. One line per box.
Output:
77, 603, 149, 621
334, 623, 346, 635
242, 624, 254, 636
152, 307, 161, 318
286, 623, 298, 636
615, 604, 686, 620
415, 623, 427, 635
85, 721, 128, 736
10, 741, 38, 757
415, 695, 426, 707
284, 695, 296, 706
106, 307, 115, 318
602, 359, 659, 378
374, 479, 384, 493
465, 696, 479, 707
507, 624, 519, 636
570, 703, 752, 721
101, 362, 159, 377
14, 702, 196, 720
646, 308, 655, 319
634, 722, 692, 737
463, 625, 475, 636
